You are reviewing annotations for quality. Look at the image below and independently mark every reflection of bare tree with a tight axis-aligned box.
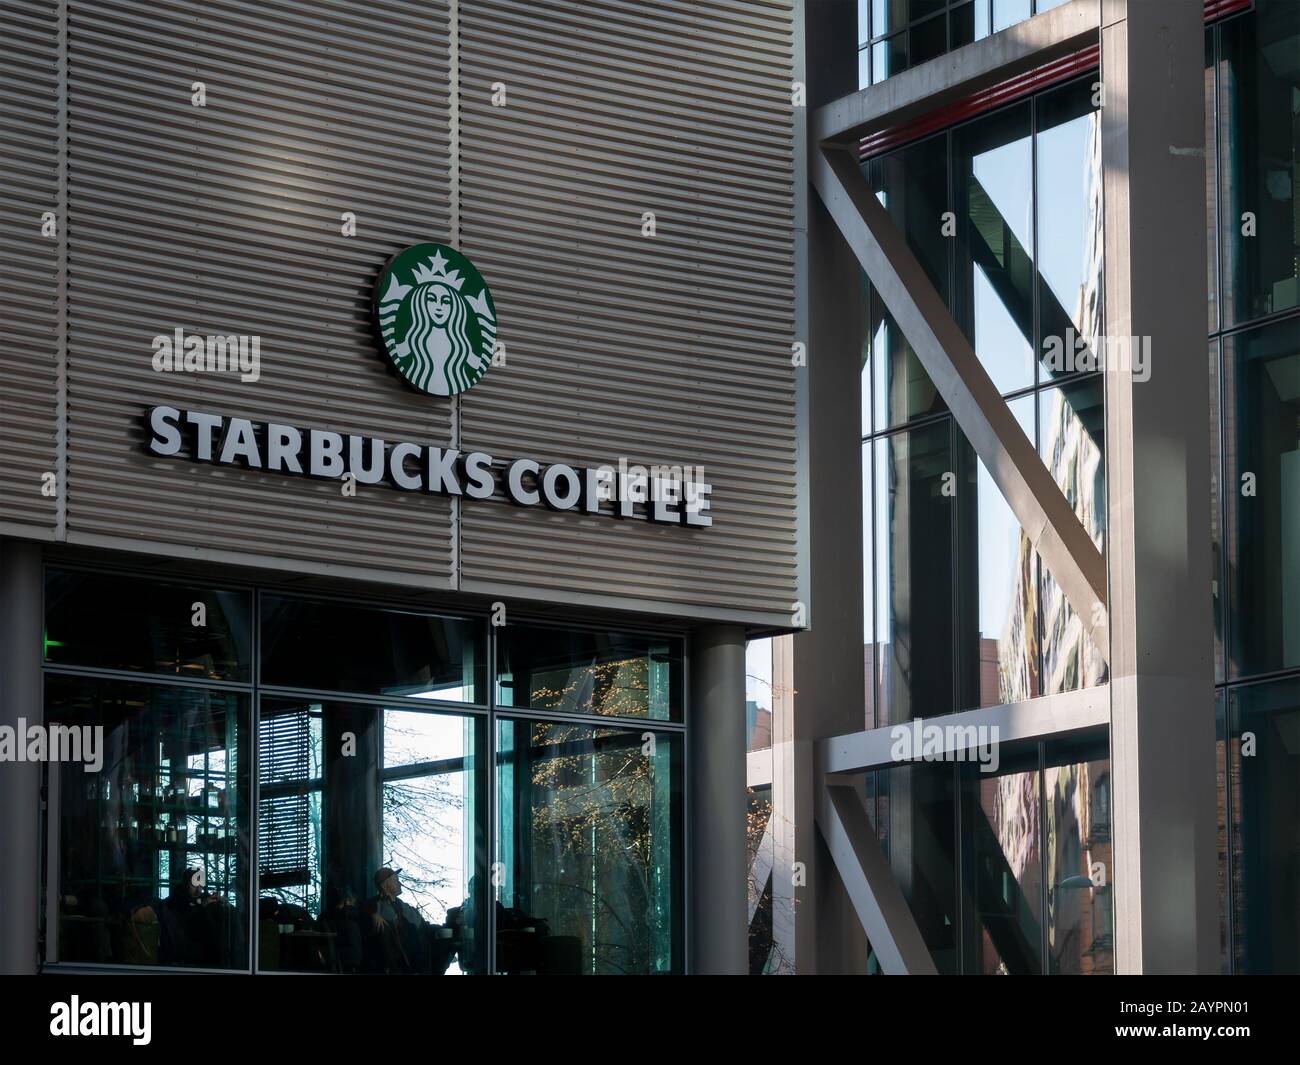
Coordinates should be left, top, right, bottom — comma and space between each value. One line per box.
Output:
746, 789, 797, 974
509, 657, 676, 973
382, 778, 461, 919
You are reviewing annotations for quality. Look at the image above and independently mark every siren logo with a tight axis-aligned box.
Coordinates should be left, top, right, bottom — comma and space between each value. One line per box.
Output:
375, 243, 497, 396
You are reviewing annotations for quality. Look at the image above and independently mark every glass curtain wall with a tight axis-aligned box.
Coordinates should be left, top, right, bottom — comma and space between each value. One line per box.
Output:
867, 731, 1112, 974
41, 567, 685, 974
863, 74, 1107, 729
1208, 0, 1300, 975
857, 0, 1071, 89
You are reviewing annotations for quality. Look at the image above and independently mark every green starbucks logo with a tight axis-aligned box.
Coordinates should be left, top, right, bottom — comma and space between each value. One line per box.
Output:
374, 243, 497, 396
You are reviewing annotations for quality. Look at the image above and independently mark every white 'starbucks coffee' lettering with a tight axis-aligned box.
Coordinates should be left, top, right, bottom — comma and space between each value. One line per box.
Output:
144, 406, 713, 527
374, 243, 497, 396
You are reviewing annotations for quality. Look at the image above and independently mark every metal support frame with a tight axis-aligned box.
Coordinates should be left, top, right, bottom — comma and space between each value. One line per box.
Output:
800, 0, 1218, 974
809, 143, 1110, 659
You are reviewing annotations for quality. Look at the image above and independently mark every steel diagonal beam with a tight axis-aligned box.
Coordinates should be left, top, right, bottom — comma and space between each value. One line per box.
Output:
811, 145, 1109, 661
817, 780, 938, 975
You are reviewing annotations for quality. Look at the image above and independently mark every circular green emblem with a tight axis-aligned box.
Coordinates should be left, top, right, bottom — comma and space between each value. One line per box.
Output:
374, 243, 497, 396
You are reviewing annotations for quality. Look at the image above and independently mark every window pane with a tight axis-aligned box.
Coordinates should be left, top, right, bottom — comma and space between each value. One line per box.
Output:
960, 748, 1042, 974
494, 719, 682, 974
1220, 0, 1300, 327
1229, 678, 1300, 974
47, 675, 249, 970
1211, 342, 1225, 683
956, 396, 1038, 709
259, 594, 484, 702
1224, 318, 1300, 677
1035, 78, 1104, 382
1044, 732, 1113, 974
954, 102, 1035, 395
747, 784, 776, 974
1217, 690, 1231, 973
875, 420, 956, 724
908, 0, 945, 21
1038, 377, 1108, 694
1206, 26, 1219, 333
863, 441, 876, 728
950, 1, 977, 49
872, 306, 949, 428
256, 698, 484, 974
877, 761, 958, 972
495, 625, 682, 721
991, 0, 1030, 34
910, 12, 947, 68
745, 638, 774, 751
871, 135, 950, 426
44, 569, 252, 682
873, 0, 909, 38
872, 33, 908, 83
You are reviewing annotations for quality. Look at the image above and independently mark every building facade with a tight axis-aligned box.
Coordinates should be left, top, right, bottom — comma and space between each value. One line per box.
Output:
2, 0, 1295, 979
745, 0, 1298, 976
0, 0, 804, 975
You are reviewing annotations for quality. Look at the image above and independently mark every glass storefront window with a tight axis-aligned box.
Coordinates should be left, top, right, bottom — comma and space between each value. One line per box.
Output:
1219, 0, 1300, 328
256, 698, 484, 974
47, 675, 250, 970
260, 594, 484, 703
44, 569, 252, 682
494, 719, 682, 974
1228, 678, 1300, 974
494, 624, 682, 721
42, 571, 685, 974
1224, 317, 1300, 678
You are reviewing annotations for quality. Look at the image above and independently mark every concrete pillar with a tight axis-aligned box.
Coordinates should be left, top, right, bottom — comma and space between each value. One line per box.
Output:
1101, 0, 1220, 973
0, 539, 43, 974
689, 623, 747, 974
778, 0, 871, 975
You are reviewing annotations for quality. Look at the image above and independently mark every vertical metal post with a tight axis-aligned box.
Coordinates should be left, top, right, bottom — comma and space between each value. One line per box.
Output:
0, 540, 43, 974
689, 623, 747, 974
1101, 0, 1220, 973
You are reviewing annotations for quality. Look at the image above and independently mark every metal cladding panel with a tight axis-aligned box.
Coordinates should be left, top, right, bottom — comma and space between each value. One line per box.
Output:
0, 2, 60, 535
63, 0, 456, 583
457, 0, 799, 623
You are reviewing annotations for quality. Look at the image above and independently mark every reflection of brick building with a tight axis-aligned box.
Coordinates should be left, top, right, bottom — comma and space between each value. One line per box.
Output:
746, 700, 773, 750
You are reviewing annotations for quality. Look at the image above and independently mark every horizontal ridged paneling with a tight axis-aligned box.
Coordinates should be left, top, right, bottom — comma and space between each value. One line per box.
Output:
0, 2, 60, 534
65, 0, 456, 582
457, 0, 798, 621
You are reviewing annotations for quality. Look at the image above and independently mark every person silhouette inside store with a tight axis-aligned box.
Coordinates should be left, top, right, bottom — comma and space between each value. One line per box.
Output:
363, 867, 432, 974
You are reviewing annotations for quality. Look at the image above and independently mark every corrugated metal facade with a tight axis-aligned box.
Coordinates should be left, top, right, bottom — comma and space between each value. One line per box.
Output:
457, 0, 799, 625
0, 1, 61, 537
64, 0, 456, 585
1, 0, 800, 626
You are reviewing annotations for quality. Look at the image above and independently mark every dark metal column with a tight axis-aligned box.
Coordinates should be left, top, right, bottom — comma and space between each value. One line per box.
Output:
0, 539, 43, 974
689, 623, 747, 974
